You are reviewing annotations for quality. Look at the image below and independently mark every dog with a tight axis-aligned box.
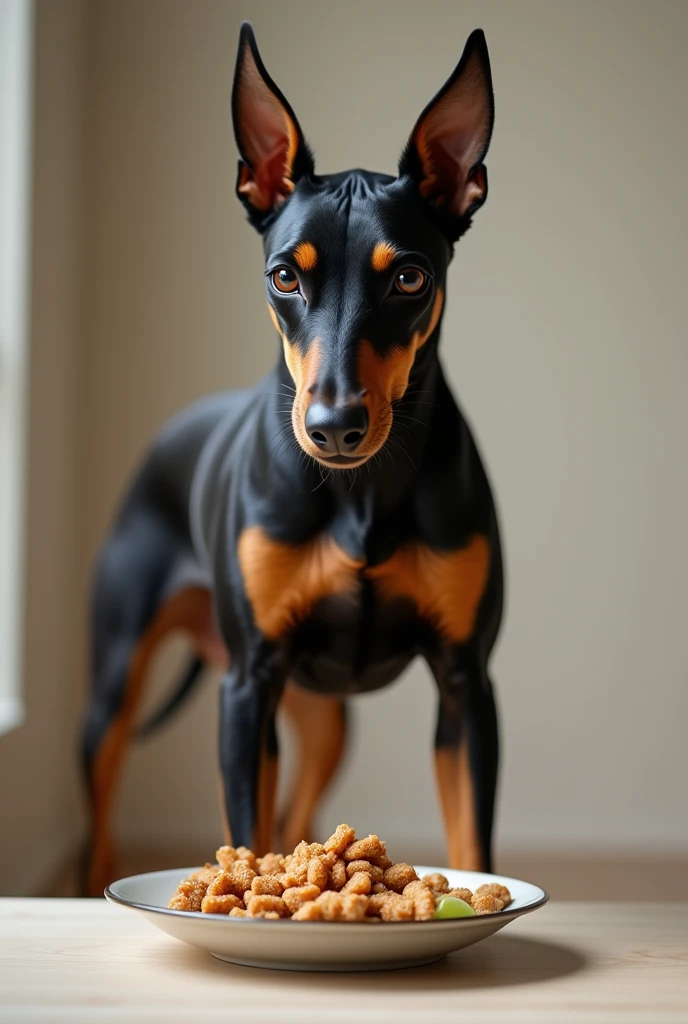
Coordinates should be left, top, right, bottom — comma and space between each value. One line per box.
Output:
82, 22, 502, 897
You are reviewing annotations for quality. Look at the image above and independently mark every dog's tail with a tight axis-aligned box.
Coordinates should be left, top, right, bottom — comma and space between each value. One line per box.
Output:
136, 655, 206, 738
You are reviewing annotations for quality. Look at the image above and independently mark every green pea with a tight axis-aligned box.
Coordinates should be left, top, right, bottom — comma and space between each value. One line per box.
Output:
434, 896, 476, 919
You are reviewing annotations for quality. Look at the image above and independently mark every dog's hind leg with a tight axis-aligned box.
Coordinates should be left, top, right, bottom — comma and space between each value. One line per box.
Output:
81, 505, 211, 896
279, 685, 347, 851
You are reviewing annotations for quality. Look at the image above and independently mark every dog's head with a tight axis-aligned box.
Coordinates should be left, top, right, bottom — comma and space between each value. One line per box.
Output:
232, 25, 494, 469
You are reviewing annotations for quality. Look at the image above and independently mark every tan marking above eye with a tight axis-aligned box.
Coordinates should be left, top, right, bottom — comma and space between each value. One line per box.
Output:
238, 526, 363, 639
294, 241, 318, 272
371, 241, 398, 272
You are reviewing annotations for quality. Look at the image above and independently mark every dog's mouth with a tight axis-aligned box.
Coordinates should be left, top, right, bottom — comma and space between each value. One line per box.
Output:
297, 438, 386, 472
317, 453, 369, 469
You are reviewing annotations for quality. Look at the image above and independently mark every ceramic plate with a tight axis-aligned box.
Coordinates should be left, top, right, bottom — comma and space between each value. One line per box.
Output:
106, 865, 547, 972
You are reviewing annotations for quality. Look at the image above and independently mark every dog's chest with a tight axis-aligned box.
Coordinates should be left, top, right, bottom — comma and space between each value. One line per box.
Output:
237, 525, 490, 669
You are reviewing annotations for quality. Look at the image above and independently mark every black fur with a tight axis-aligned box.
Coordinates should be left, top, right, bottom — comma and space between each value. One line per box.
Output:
82, 23, 503, 884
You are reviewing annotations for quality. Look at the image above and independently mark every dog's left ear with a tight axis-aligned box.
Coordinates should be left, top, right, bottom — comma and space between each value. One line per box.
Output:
232, 23, 314, 230
399, 29, 494, 232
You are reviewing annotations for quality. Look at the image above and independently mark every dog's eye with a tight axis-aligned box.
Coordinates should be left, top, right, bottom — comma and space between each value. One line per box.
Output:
394, 268, 426, 295
272, 267, 300, 294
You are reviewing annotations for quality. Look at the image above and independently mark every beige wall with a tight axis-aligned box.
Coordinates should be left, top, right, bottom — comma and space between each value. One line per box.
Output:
0, 0, 86, 893
3, 0, 687, 891
82, 0, 688, 858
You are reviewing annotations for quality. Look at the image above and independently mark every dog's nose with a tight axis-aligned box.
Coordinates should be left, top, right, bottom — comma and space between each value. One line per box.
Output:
305, 402, 369, 455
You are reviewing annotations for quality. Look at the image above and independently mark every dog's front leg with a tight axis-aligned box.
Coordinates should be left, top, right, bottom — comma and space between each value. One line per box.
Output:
429, 648, 499, 873
218, 642, 287, 854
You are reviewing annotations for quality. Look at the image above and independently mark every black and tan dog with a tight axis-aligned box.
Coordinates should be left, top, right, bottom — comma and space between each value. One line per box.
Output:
82, 24, 502, 896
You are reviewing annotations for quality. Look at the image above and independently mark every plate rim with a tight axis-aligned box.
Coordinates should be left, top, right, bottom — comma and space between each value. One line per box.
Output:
105, 864, 549, 927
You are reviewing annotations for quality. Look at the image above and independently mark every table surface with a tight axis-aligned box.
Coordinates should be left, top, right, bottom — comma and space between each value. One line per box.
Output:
1, 899, 687, 1023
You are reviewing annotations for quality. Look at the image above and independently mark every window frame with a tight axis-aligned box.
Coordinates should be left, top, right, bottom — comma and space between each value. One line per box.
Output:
0, 0, 34, 735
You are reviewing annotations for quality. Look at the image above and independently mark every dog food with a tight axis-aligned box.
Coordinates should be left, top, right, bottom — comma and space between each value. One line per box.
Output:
168, 824, 512, 921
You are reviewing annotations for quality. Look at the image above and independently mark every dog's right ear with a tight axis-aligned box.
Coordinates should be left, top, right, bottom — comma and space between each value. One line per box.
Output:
399, 29, 494, 239
232, 23, 314, 231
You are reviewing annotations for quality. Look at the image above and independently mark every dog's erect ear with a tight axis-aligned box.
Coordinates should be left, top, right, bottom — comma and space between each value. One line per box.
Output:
399, 30, 494, 233
232, 23, 314, 230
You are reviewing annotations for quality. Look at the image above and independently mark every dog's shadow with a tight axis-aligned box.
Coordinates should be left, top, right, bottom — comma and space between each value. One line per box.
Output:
171, 932, 587, 992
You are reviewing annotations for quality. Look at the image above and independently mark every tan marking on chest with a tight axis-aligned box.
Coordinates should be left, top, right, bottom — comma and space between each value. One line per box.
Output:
366, 535, 490, 643
238, 526, 364, 640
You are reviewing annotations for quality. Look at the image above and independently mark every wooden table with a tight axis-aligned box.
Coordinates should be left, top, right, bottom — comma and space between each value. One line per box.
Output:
1, 899, 686, 1023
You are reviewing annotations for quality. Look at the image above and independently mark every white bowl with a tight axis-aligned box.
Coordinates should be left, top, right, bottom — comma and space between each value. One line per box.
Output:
106, 865, 548, 972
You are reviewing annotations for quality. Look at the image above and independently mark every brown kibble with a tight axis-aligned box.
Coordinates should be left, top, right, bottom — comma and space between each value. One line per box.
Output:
172, 825, 503, 924
382, 862, 418, 893
292, 901, 323, 921
343, 835, 385, 864
472, 893, 505, 915
228, 860, 257, 895
257, 852, 283, 876
248, 894, 288, 918
282, 855, 309, 886
404, 881, 436, 920
280, 874, 300, 890
376, 841, 391, 866
315, 891, 344, 921
235, 846, 259, 871
330, 857, 347, 890
414, 893, 437, 921
367, 892, 391, 916
216, 845, 238, 870
251, 874, 284, 896
447, 888, 474, 904
324, 824, 356, 856
188, 863, 221, 883
475, 883, 512, 907
340, 894, 369, 921
205, 870, 242, 900
282, 884, 321, 914
403, 880, 427, 896
422, 873, 449, 893
372, 840, 391, 870
281, 868, 308, 889
168, 876, 210, 912
346, 860, 384, 883
380, 896, 415, 921
307, 858, 329, 890
201, 891, 243, 914
291, 841, 310, 862
341, 871, 372, 895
